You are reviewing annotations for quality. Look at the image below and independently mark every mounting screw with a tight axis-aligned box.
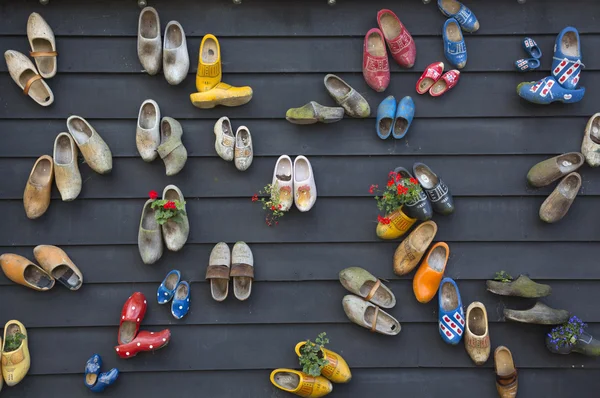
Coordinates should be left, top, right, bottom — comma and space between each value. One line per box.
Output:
517, 0, 526, 3
233, 0, 242, 4
39, 0, 49, 4
138, 0, 147, 7
422, 0, 431, 3
328, 0, 336, 5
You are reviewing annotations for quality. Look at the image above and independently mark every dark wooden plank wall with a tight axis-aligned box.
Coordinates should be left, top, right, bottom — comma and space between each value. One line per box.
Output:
1, 0, 599, 396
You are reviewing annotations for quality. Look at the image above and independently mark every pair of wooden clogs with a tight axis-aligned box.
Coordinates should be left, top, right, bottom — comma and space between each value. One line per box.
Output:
137, 7, 189, 85
84, 354, 119, 392
190, 34, 253, 108
136, 99, 188, 175
206, 242, 254, 301
416, 62, 460, 97
0, 246, 83, 291
4, 13, 57, 107
339, 267, 400, 336
214, 117, 254, 171
0, 320, 31, 390
157, 270, 191, 320
272, 155, 317, 212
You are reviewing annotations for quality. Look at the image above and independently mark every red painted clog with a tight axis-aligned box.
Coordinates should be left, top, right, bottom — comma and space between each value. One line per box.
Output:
429, 70, 460, 97
363, 28, 390, 92
114, 329, 171, 359
117, 292, 147, 345
416, 62, 444, 94
377, 9, 416, 69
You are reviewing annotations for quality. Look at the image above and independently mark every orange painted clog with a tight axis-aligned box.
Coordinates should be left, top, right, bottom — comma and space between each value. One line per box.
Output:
294, 342, 351, 383
0, 254, 54, 291
412, 242, 449, 303
195, 34, 221, 93
270, 369, 332, 397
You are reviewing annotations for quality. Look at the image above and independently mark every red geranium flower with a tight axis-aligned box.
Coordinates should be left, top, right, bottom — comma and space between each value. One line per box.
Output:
278, 204, 282, 209
149, 190, 158, 200
395, 173, 402, 182
251, 194, 258, 202
377, 215, 391, 225
163, 201, 176, 210
271, 205, 276, 211
410, 178, 418, 185
397, 185, 408, 195
369, 184, 378, 194
387, 180, 394, 187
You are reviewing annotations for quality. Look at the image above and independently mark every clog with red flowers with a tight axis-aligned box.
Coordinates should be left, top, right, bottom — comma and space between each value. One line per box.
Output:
429, 70, 460, 97
363, 28, 390, 92
416, 62, 444, 94
118, 292, 147, 345
377, 9, 416, 68
115, 329, 171, 359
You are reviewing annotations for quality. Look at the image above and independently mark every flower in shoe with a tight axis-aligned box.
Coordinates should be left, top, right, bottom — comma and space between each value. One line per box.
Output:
149, 190, 159, 200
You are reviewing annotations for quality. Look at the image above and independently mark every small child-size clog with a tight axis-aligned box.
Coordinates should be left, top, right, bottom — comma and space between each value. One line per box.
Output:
362, 28, 390, 92
2, 320, 30, 386
413, 163, 455, 215
515, 58, 540, 72
163, 21, 189, 85
272, 155, 294, 212
137, 7, 161, 75
294, 342, 352, 383
286, 102, 344, 125
171, 281, 190, 319
438, 278, 464, 345
339, 267, 396, 309
27, 12, 57, 79
465, 302, 491, 365
342, 295, 401, 335
157, 270, 181, 304
84, 354, 119, 393
234, 126, 253, 171
0, 254, 54, 291
393, 167, 433, 220
231, 242, 254, 301
517, 76, 585, 105
376, 9, 416, 68
67, 116, 113, 174
323, 74, 370, 118
117, 292, 147, 345
392, 96, 414, 139
413, 242, 449, 303
196, 34, 222, 92
23, 155, 54, 219
442, 18, 467, 69
551, 27, 582, 90
376, 96, 396, 139
429, 70, 460, 97
522, 37, 542, 59
53, 132, 82, 201
33, 245, 83, 290
115, 329, 171, 359
158, 117, 187, 176
138, 199, 163, 265
206, 242, 230, 302
294, 156, 317, 212
416, 61, 444, 94
437, 0, 479, 33
136, 99, 161, 162
214, 116, 235, 161
270, 369, 333, 397
161, 185, 190, 251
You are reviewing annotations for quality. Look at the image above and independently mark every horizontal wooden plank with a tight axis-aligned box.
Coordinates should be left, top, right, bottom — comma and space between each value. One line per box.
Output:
1, 73, 599, 120
1, 197, 599, 245
1, 0, 598, 36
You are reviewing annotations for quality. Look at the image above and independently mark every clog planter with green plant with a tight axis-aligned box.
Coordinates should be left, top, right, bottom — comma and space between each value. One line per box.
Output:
149, 190, 187, 225
546, 316, 600, 356
252, 183, 285, 227
295, 332, 352, 384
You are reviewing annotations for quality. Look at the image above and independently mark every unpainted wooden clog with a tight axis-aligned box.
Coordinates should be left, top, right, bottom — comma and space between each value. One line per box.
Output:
158, 117, 187, 176
214, 116, 235, 161
206, 242, 230, 302
163, 21, 189, 85
413, 242, 449, 303
4, 50, 54, 106
286, 102, 344, 125
464, 301, 490, 365
362, 28, 390, 92
23, 155, 53, 219
294, 156, 317, 212
393, 220, 437, 276
84, 354, 119, 393
552, 27, 582, 90
136, 99, 161, 162
504, 302, 570, 325
234, 126, 253, 171
526, 152, 583, 188
157, 270, 181, 304
270, 369, 333, 397
27, 13, 57, 79
161, 185, 189, 251
324, 74, 370, 118
171, 281, 190, 319
392, 96, 414, 139
67, 116, 113, 174
339, 267, 395, 309
438, 278, 464, 345
231, 242, 254, 301
376, 9, 416, 68
342, 295, 401, 336
138, 199, 163, 265
117, 292, 147, 345
1, 320, 30, 386
115, 329, 170, 359
294, 342, 352, 384
273, 155, 294, 212
437, 0, 479, 33
376, 96, 396, 139
443, 18, 467, 69
196, 34, 222, 92
137, 7, 162, 75
376, 207, 417, 240
53, 132, 81, 201
486, 275, 551, 298
494, 346, 518, 398
33, 245, 83, 290
0, 253, 54, 291
413, 162, 454, 215
393, 167, 433, 220
539, 172, 581, 223
581, 113, 600, 167
190, 82, 253, 109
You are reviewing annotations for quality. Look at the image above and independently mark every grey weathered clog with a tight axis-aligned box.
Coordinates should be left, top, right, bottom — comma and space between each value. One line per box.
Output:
27, 12, 57, 79
527, 152, 584, 188
206, 242, 230, 301
285, 101, 344, 124
137, 7, 161, 75
67, 116, 113, 174
4, 50, 54, 106
214, 116, 234, 162
136, 99, 161, 162
342, 295, 401, 335
339, 267, 395, 308
53, 132, 81, 201
231, 242, 254, 301
323, 74, 370, 118
158, 117, 188, 176
504, 302, 569, 325
234, 126, 253, 171
486, 275, 551, 298
138, 199, 163, 265
161, 185, 189, 251
581, 113, 600, 167
539, 172, 581, 223
163, 21, 189, 85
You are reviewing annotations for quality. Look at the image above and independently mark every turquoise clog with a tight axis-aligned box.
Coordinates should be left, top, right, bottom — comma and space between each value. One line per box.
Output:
392, 96, 414, 139
376, 95, 396, 139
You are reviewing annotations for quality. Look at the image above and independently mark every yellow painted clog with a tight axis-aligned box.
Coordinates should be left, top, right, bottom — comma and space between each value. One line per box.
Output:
376, 207, 417, 240
294, 342, 351, 383
2, 320, 30, 386
195, 34, 222, 92
190, 82, 253, 109
270, 369, 332, 397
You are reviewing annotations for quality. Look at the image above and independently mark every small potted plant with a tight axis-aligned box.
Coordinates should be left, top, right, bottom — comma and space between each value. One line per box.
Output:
4, 330, 26, 352
252, 182, 286, 227
149, 190, 186, 225
370, 171, 423, 240
298, 332, 330, 377
546, 316, 600, 356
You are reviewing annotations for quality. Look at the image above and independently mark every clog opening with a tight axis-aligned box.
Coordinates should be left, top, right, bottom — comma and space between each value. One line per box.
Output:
445, 21, 462, 43
19, 69, 51, 103
161, 120, 172, 141
86, 373, 98, 386
367, 31, 385, 57
360, 281, 393, 307
31, 157, 52, 185
31, 38, 55, 75
234, 276, 252, 301
364, 306, 398, 333
557, 153, 582, 173
140, 9, 159, 39
590, 116, 600, 144
379, 117, 392, 136
165, 24, 183, 49
24, 264, 54, 289
274, 372, 300, 390
294, 158, 310, 182
68, 118, 93, 145
418, 78, 435, 94
119, 322, 137, 345
236, 128, 250, 148
440, 282, 458, 311
379, 12, 400, 40
469, 307, 486, 336
164, 188, 181, 202
221, 118, 234, 138
139, 102, 158, 129
141, 203, 159, 230
495, 348, 515, 376
55, 135, 73, 165
175, 282, 188, 300
52, 264, 82, 290
561, 31, 579, 57
4, 324, 24, 352
275, 157, 292, 182
202, 37, 218, 63
210, 279, 228, 301
414, 164, 439, 189
394, 117, 408, 137
165, 272, 179, 290
558, 173, 581, 199
428, 246, 447, 272
412, 223, 436, 251
325, 76, 350, 97
429, 79, 448, 96
440, 0, 460, 13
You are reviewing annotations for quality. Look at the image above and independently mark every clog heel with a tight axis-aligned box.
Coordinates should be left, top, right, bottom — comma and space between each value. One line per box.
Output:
294, 343, 351, 383
270, 369, 333, 397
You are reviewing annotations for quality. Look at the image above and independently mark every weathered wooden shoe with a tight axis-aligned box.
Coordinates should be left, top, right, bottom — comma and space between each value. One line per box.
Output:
342, 295, 401, 335
393, 167, 433, 220
117, 292, 147, 345
486, 275, 551, 298
294, 156, 317, 212
515, 58, 540, 72
4, 50, 53, 106
1, 320, 30, 386
547, 330, 600, 357
157, 270, 180, 304
517, 76, 585, 105
27, 13, 57, 79
539, 172, 581, 223
294, 343, 352, 383
33, 245, 83, 290
376, 9, 416, 68
416, 62, 444, 94
504, 302, 570, 325
376, 96, 396, 139
0, 253, 54, 291
190, 82, 253, 109
273, 155, 294, 211
163, 21, 189, 85
53, 133, 81, 201
323, 74, 370, 118
581, 113, 600, 167
231, 242, 254, 301
413, 242, 449, 303
429, 69, 460, 97
234, 126, 253, 171
465, 302, 490, 365
438, 278, 464, 345
552, 27, 582, 90
84, 354, 119, 393
136, 99, 161, 162
67, 116, 113, 174
138, 199, 163, 265
206, 242, 230, 302
495, 346, 518, 398
270, 369, 333, 397
23, 155, 53, 219
171, 281, 190, 319
527, 152, 583, 187
286, 102, 344, 125
214, 116, 235, 161
158, 117, 187, 176
137, 7, 161, 75
115, 329, 170, 359
362, 28, 390, 92
413, 162, 454, 215
443, 18, 467, 69
161, 185, 189, 251
522, 37, 542, 59
437, 0, 479, 33
196, 34, 221, 92
339, 267, 396, 309
376, 208, 416, 240
393, 220, 437, 276
392, 96, 414, 139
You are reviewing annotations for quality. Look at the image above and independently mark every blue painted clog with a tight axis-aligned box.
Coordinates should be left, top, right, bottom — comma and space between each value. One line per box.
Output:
551, 27, 582, 90
438, 278, 464, 345
84, 354, 119, 393
517, 76, 585, 105
515, 58, 540, 72
376, 95, 396, 139
442, 19, 467, 69
438, 0, 479, 33
522, 37, 542, 59
157, 270, 181, 304
171, 280, 190, 319
392, 96, 414, 139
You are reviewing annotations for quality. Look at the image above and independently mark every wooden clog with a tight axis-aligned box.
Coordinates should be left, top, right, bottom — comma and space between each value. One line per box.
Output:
517, 76, 585, 105
157, 270, 181, 304
1, 320, 30, 386
171, 281, 190, 320
23, 155, 53, 219
161, 185, 189, 251
362, 28, 390, 92
324, 74, 370, 118
0, 254, 54, 291
486, 275, 551, 298
413, 162, 454, 215
581, 113, 600, 167
115, 329, 170, 359
273, 155, 294, 212
527, 152, 583, 188
339, 267, 395, 309
231, 242, 254, 301
137, 7, 161, 75
4, 50, 54, 106
136, 99, 161, 162
539, 172, 581, 223
393, 220, 437, 276
437, 0, 480, 33
196, 34, 222, 92
163, 21, 189, 86
429, 70, 460, 97
438, 278, 464, 345
138, 199, 163, 265
376, 96, 396, 139
416, 62, 444, 95
84, 354, 119, 393
27, 13, 57, 79
294, 342, 352, 383
494, 346, 518, 398
234, 126, 253, 171
214, 116, 235, 161
53, 132, 81, 201
442, 18, 467, 69
294, 156, 317, 212
190, 82, 253, 109
158, 117, 188, 176
376, 207, 416, 240
393, 167, 433, 220
67, 116, 113, 174
392, 96, 414, 139
413, 242, 449, 303
117, 292, 147, 345
504, 302, 569, 325
286, 102, 344, 125
464, 301, 490, 365
270, 369, 332, 397
551, 27, 582, 90
342, 295, 401, 335
206, 242, 230, 302
376, 9, 416, 68
33, 245, 83, 290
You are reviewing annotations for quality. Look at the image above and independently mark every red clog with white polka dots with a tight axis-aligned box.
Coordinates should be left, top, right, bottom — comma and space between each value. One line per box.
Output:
118, 292, 147, 345
114, 329, 171, 359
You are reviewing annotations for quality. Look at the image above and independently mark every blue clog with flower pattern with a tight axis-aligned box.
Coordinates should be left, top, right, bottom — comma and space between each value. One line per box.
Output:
517, 76, 585, 105
84, 354, 119, 393
438, 0, 479, 33
392, 96, 414, 139
157, 270, 181, 304
552, 27, 583, 90
171, 280, 191, 319
443, 19, 467, 69
438, 278, 464, 345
